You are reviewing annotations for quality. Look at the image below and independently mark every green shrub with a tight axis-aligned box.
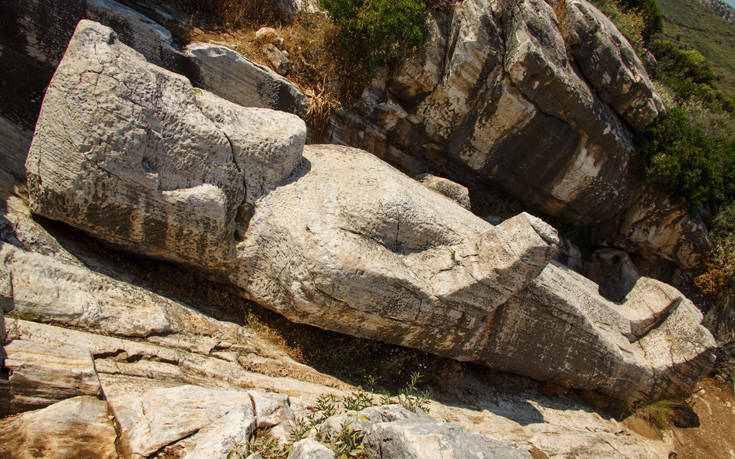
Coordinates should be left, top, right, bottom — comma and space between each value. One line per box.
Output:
696, 204, 735, 307
591, 0, 647, 52
319, 0, 429, 68
637, 107, 735, 210
651, 41, 735, 112
615, 0, 663, 42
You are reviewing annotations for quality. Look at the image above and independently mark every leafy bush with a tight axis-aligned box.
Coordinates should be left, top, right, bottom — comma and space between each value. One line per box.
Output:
696, 204, 735, 307
637, 107, 735, 210
591, 0, 661, 52
319, 0, 429, 68
615, 0, 663, 41
651, 41, 735, 112
591, 0, 647, 52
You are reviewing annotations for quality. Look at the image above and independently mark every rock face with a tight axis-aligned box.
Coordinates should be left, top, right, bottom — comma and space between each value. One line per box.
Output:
553, 0, 664, 131
0, 197, 680, 458
23, 20, 716, 403
1, 340, 100, 415
312, 404, 531, 459
327, 0, 664, 227
608, 186, 712, 269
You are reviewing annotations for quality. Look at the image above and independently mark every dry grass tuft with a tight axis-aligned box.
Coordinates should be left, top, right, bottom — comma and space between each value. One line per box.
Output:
636, 399, 699, 429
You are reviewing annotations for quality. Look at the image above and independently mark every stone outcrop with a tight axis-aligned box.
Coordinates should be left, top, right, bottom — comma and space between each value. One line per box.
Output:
1, 340, 100, 415
553, 0, 665, 131
607, 186, 713, 269
311, 404, 531, 459
22, 20, 716, 403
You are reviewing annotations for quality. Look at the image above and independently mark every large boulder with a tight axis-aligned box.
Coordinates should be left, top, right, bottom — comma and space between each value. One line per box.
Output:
553, 0, 665, 130
235, 144, 715, 401
25, 20, 715, 402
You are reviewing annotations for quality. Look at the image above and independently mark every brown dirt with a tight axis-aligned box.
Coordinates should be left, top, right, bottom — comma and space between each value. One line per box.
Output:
671, 378, 735, 458
624, 378, 735, 458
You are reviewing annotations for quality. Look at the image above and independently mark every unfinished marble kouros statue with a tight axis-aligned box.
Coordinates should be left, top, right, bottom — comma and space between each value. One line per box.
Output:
26, 20, 716, 403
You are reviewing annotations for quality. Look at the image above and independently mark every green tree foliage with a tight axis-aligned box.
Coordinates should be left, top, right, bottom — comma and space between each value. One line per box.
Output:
591, 0, 646, 52
319, 0, 428, 68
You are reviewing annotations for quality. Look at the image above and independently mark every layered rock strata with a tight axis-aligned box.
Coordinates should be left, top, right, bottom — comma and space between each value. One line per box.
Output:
23, 20, 716, 403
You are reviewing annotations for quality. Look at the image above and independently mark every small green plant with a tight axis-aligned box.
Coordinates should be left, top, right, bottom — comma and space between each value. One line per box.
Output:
288, 417, 312, 443
342, 390, 376, 412
316, 420, 367, 458
639, 399, 698, 428
319, 0, 429, 68
306, 394, 339, 427
248, 430, 287, 459
396, 372, 431, 413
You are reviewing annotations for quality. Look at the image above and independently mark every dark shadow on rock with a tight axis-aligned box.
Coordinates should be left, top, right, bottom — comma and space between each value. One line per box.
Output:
278, 156, 311, 188
0, 203, 25, 251
25, 212, 250, 328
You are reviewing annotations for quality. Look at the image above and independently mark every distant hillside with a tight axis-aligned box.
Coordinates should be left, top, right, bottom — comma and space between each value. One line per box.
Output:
658, 0, 735, 97
693, 0, 735, 26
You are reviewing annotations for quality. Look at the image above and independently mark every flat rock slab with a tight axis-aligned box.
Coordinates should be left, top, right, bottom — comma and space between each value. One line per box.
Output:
105, 383, 294, 457
1, 339, 100, 415
363, 418, 532, 459
0, 396, 118, 458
